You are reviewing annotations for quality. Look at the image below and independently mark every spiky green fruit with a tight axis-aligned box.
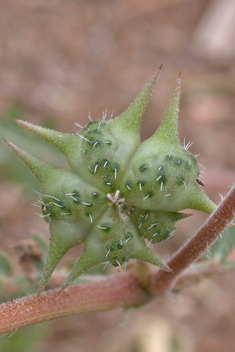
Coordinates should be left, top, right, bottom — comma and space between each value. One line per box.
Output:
5, 69, 217, 292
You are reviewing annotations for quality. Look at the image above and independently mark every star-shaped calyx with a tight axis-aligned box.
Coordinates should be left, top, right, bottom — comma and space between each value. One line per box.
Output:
4, 67, 216, 292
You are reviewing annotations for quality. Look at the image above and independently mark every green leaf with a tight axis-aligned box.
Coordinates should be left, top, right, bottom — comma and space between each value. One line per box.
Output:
210, 226, 235, 262
0, 251, 13, 277
0, 323, 49, 352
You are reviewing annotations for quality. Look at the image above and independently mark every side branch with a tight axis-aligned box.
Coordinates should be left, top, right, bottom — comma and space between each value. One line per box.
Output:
151, 184, 235, 293
0, 272, 148, 336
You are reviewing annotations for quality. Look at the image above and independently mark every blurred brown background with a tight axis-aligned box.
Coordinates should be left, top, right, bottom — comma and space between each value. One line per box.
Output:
0, 0, 235, 351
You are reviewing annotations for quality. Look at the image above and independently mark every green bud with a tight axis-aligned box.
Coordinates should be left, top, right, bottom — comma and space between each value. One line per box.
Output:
5, 69, 217, 291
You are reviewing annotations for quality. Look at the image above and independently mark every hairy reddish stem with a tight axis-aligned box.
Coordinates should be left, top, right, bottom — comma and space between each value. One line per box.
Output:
151, 184, 235, 293
0, 272, 148, 335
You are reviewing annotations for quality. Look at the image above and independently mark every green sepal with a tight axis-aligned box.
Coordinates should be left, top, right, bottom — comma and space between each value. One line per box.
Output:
187, 185, 217, 214
14, 120, 90, 180
152, 74, 181, 145
3, 140, 55, 184
15, 119, 80, 158
38, 219, 83, 293
122, 74, 181, 167
108, 68, 162, 146
60, 239, 106, 291
3, 142, 107, 225
61, 205, 170, 290
59, 69, 162, 192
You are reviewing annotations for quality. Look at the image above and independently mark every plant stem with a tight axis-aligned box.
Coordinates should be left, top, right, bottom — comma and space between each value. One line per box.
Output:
0, 272, 148, 335
151, 184, 235, 293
